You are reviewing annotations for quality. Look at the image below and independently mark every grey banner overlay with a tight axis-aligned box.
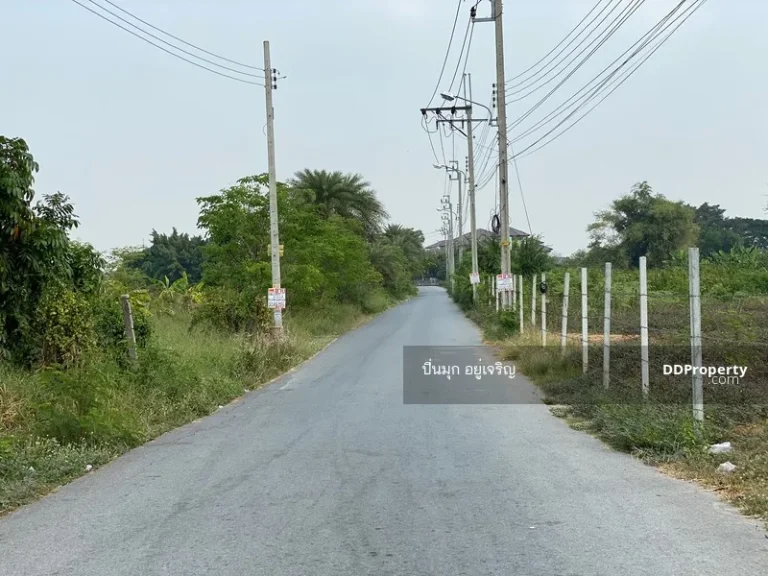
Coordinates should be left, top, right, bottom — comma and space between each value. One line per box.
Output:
403, 346, 530, 405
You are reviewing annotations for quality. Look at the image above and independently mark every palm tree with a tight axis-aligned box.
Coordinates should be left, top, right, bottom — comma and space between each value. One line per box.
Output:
292, 169, 389, 237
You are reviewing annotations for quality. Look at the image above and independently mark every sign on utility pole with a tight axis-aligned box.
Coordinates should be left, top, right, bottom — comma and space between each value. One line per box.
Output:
473, 0, 511, 309
264, 40, 283, 335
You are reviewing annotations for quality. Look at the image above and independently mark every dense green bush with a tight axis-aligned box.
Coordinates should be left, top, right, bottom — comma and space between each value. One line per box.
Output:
32, 365, 144, 446
190, 286, 272, 334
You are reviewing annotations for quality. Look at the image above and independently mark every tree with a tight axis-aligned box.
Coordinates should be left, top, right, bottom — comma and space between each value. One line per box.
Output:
381, 224, 425, 278
1, 136, 104, 362
196, 174, 383, 310
129, 228, 207, 284
369, 242, 414, 298
291, 169, 389, 238
728, 217, 768, 250
511, 236, 552, 276
588, 182, 698, 267
692, 203, 742, 258
421, 251, 445, 281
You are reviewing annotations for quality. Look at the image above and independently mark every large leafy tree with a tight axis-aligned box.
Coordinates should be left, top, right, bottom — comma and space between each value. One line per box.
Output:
129, 228, 207, 284
588, 182, 698, 267
291, 169, 389, 238
1, 136, 103, 361
381, 224, 425, 277
691, 203, 742, 258
197, 174, 382, 308
728, 217, 768, 250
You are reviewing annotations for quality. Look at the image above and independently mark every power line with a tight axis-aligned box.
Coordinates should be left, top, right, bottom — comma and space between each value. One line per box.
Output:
505, 0, 620, 92
448, 17, 474, 94
505, 0, 609, 84
422, 115, 442, 164
80, 0, 264, 78
96, 0, 265, 72
507, 0, 647, 134
511, 0, 707, 161
68, 0, 265, 86
510, 0, 684, 145
509, 142, 533, 235
425, 0, 464, 108
505, 0, 627, 100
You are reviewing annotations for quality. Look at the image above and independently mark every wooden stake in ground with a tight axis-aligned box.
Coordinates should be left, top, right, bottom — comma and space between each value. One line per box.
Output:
531, 274, 537, 329
120, 294, 138, 361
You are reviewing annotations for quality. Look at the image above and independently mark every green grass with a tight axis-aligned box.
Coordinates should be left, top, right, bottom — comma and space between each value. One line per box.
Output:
0, 302, 382, 516
465, 300, 768, 524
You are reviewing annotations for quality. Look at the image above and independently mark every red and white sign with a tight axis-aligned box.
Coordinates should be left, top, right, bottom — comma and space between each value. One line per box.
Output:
268, 288, 286, 310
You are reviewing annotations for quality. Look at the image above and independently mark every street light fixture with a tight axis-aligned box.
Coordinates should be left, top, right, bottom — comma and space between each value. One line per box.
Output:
440, 92, 494, 120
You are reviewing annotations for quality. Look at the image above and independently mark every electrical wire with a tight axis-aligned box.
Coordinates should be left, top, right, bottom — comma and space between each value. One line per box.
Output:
505, 0, 609, 84
68, 0, 265, 86
509, 0, 685, 144
422, 115, 442, 164
81, 0, 265, 79
506, 0, 632, 102
505, 0, 620, 93
96, 0, 265, 71
509, 142, 533, 235
510, 0, 707, 161
425, 0, 464, 108
507, 0, 647, 133
448, 17, 474, 94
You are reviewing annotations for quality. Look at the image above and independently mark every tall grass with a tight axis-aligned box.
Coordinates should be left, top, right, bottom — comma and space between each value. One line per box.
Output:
0, 302, 378, 515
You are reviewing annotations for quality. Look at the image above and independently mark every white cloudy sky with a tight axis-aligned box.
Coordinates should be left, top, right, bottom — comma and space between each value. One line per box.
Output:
2, 0, 765, 255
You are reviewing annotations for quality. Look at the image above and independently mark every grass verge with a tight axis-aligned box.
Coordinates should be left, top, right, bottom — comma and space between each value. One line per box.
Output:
0, 301, 390, 516
469, 310, 768, 526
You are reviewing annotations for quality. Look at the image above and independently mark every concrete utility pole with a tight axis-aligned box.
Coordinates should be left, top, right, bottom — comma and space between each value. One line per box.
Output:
472, 0, 510, 308
440, 197, 455, 291
465, 73, 479, 303
453, 163, 464, 265
264, 40, 282, 334
494, 0, 511, 309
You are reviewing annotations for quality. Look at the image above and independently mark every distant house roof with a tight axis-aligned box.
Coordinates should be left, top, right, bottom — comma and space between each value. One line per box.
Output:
425, 227, 529, 252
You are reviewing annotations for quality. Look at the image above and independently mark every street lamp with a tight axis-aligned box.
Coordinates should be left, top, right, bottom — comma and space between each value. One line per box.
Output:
440, 92, 494, 121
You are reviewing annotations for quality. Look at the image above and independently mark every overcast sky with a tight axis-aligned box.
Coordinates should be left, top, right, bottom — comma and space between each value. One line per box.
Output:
2, 0, 766, 256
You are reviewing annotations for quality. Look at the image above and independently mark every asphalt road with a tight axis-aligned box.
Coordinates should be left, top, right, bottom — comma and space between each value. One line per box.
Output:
1, 287, 766, 575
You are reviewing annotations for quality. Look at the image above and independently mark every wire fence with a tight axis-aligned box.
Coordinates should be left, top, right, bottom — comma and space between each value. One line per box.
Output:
481, 249, 768, 423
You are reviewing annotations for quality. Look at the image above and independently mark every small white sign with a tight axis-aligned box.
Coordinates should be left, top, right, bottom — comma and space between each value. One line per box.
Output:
470, 272, 480, 285
268, 288, 286, 310
496, 274, 513, 292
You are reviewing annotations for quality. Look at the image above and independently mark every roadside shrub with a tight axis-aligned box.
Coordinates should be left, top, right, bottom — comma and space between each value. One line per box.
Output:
361, 289, 390, 314
33, 286, 96, 367
191, 287, 272, 334
31, 365, 144, 446
92, 293, 152, 353
592, 404, 706, 458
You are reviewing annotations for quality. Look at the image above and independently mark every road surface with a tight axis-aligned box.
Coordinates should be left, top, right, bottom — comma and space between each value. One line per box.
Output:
1, 287, 766, 575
